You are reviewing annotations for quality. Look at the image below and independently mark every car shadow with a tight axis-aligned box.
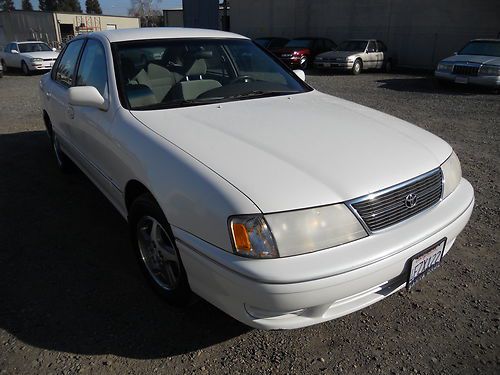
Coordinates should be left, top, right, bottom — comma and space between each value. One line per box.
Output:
0, 131, 250, 359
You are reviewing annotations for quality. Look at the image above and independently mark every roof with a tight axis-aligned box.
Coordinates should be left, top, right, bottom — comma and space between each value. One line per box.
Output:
95, 27, 248, 43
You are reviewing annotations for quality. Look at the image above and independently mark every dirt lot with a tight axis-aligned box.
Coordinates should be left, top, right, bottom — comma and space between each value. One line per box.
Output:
0, 70, 498, 375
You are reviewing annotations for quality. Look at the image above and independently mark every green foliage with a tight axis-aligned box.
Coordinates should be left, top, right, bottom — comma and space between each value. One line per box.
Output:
22, 0, 33, 10
0, 0, 15, 11
85, 0, 102, 15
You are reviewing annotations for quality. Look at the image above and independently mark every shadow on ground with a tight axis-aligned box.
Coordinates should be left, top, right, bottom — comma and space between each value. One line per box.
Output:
0, 131, 249, 359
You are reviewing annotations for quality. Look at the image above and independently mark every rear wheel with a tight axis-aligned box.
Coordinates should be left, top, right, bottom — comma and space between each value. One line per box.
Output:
384, 59, 393, 73
21, 61, 31, 76
351, 59, 362, 75
129, 194, 192, 306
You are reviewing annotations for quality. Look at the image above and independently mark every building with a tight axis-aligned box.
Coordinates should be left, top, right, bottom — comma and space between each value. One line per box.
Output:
163, 2, 230, 30
229, 0, 500, 69
0, 10, 140, 48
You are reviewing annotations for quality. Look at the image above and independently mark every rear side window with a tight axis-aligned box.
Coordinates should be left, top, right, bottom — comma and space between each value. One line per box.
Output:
367, 41, 376, 52
324, 39, 336, 50
54, 39, 85, 87
76, 39, 108, 98
377, 41, 387, 52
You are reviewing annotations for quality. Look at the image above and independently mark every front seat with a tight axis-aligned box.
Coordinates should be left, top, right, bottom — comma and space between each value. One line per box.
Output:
168, 59, 222, 101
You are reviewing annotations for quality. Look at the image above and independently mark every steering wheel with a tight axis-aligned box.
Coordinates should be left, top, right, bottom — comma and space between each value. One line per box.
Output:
230, 75, 255, 84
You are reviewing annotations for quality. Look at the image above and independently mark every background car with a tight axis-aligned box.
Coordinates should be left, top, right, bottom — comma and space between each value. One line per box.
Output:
314, 39, 393, 75
435, 39, 500, 87
0, 41, 59, 75
274, 37, 336, 70
0, 59, 3, 78
254, 37, 289, 53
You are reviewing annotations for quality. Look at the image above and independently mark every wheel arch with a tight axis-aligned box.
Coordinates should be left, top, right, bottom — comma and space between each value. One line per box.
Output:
43, 110, 53, 138
124, 179, 154, 214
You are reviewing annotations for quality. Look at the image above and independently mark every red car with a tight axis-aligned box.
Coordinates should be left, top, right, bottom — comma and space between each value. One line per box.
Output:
274, 37, 336, 70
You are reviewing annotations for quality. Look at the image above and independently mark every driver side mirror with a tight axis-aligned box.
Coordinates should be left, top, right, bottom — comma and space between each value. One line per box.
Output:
68, 86, 108, 111
293, 69, 306, 82
11, 49, 19, 54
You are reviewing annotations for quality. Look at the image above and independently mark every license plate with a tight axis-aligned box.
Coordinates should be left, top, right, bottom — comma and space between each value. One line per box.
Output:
455, 76, 468, 84
407, 239, 446, 290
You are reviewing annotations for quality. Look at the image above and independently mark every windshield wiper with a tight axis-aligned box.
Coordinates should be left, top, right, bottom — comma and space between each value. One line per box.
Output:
227, 90, 300, 100
135, 97, 225, 110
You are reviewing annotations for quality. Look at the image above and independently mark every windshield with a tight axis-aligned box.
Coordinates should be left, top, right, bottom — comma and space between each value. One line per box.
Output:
115, 39, 310, 110
18, 42, 52, 53
458, 41, 500, 57
337, 40, 368, 52
285, 39, 313, 49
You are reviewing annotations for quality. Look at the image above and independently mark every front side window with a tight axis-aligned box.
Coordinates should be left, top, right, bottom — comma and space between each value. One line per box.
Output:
55, 39, 85, 87
115, 39, 311, 110
18, 42, 52, 53
367, 41, 376, 53
459, 41, 500, 57
76, 39, 108, 98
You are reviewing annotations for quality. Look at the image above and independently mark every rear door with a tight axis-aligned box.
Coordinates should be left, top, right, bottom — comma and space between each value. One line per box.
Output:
365, 41, 378, 69
48, 39, 85, 155
376, 41, 387, 69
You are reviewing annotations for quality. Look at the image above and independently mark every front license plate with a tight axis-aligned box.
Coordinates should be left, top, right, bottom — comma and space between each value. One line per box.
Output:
455, 76, 468, 84
407, 239, 446, 290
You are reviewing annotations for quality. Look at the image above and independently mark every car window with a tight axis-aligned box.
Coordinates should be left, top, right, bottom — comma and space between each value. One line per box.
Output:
458, 41, 500, 57
314, 39, 325, 51
76, 39, 108, 98
55, 39, 85, 87
377, 41, 387, 52
367, 41, 376, 53
18, 42, 52, 53
324, 39, 336, 51
268, 39, 287, 48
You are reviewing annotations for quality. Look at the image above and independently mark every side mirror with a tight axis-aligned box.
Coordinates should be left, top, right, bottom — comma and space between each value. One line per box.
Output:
52, 47, 57, 52
293, 69, 306, 82
68, 86, 107, 110
11, 49, 19, 54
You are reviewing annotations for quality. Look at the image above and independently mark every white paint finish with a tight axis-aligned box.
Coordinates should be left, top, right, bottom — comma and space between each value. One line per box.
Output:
98, 27, 248, 43
68, 86, 107, 110
132, 90, 451, 213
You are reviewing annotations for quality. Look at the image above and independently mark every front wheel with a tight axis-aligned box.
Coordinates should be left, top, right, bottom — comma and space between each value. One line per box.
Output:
351, 59, 362, 75
129, 194, 192, 306
1, 60, 7, 74
21, 61, 31, 76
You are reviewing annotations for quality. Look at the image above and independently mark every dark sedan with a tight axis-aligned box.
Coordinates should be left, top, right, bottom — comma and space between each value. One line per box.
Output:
274, 37, 336, 70
254, 37, 290, 52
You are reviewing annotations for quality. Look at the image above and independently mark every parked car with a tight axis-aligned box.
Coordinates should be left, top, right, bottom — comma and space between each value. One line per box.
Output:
435, 39, 500, 88
39, 28, 474, 330
315, 39, 393, 75
254, 37, 289, 52
0, 59, 3, 78
274, 37, 336, 70
0, 41, 59, 75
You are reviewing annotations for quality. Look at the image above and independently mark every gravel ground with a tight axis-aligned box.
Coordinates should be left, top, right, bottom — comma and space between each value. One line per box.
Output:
0, 70, 498, 375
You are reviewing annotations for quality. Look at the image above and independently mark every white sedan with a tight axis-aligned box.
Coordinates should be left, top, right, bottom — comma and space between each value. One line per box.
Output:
1, 41, 59, 75
39, 28, 474, 330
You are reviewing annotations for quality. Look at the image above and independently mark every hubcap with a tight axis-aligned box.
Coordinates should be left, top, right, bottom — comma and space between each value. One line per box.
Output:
137, 216, 181, 291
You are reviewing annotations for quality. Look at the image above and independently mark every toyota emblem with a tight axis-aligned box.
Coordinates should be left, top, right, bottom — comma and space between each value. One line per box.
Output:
405, 193, 418, 208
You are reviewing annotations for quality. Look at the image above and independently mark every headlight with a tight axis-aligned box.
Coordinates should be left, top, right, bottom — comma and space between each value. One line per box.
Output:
441, 151, 462, 199
264, 204, 367, 257
229, 215, 279, 258
437, 63, 453, 72
479, 64, 500, 76
30, 58, 43, 62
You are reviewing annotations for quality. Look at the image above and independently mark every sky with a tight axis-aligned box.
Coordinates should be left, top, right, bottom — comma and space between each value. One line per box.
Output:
13, 0, 183, 16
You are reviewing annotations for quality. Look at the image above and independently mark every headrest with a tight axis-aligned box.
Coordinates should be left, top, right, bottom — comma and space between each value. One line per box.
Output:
184, 59, 207, 76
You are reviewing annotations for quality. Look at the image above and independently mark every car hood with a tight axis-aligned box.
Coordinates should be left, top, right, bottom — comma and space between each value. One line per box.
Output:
131, 91, 451, 213
20, 51, 59, 59
317, 51, 361, 59
441, 54, 500, 66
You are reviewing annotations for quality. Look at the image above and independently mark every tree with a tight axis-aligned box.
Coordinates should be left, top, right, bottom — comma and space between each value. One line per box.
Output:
0, 0, 15, 11
22, 0, 33, 10
59, 0, 82, 12
128, 0, 162, 27
85, 0, 102, 14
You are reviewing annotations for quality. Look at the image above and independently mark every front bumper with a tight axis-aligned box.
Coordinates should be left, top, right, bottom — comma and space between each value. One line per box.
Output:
28, 61, 55, 71
175, 178, 474, 329
435, 70, 500, 87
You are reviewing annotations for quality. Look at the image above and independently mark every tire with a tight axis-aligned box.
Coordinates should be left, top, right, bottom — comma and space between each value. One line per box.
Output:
0, 70, 3, 78
1, 60, 6, 73
351, 59, 362, 75
21, 61, 31, 76
51, 132, 73, 173
129, 193, 192, 306
299, 56, 309, 70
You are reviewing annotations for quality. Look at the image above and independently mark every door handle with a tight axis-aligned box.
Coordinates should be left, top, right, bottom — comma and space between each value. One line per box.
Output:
66, 105, 74, 119
45, 91, 51, 101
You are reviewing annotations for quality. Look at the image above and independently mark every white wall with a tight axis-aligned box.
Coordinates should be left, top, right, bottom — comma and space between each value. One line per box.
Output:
230, 0, 500, 68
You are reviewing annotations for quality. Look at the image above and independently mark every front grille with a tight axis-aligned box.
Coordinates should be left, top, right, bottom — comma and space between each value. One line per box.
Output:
453, 65, 479, 76
350, 169, 443, 232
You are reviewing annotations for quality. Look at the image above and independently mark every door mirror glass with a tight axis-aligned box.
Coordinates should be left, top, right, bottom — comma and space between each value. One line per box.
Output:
293, 69, 306, 82
68, 86, 107, 110
11, 49, 19, 54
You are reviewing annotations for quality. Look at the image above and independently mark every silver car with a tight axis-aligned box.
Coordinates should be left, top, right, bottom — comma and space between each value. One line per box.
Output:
314, 39, 393, 75
435, 39, 500, 88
